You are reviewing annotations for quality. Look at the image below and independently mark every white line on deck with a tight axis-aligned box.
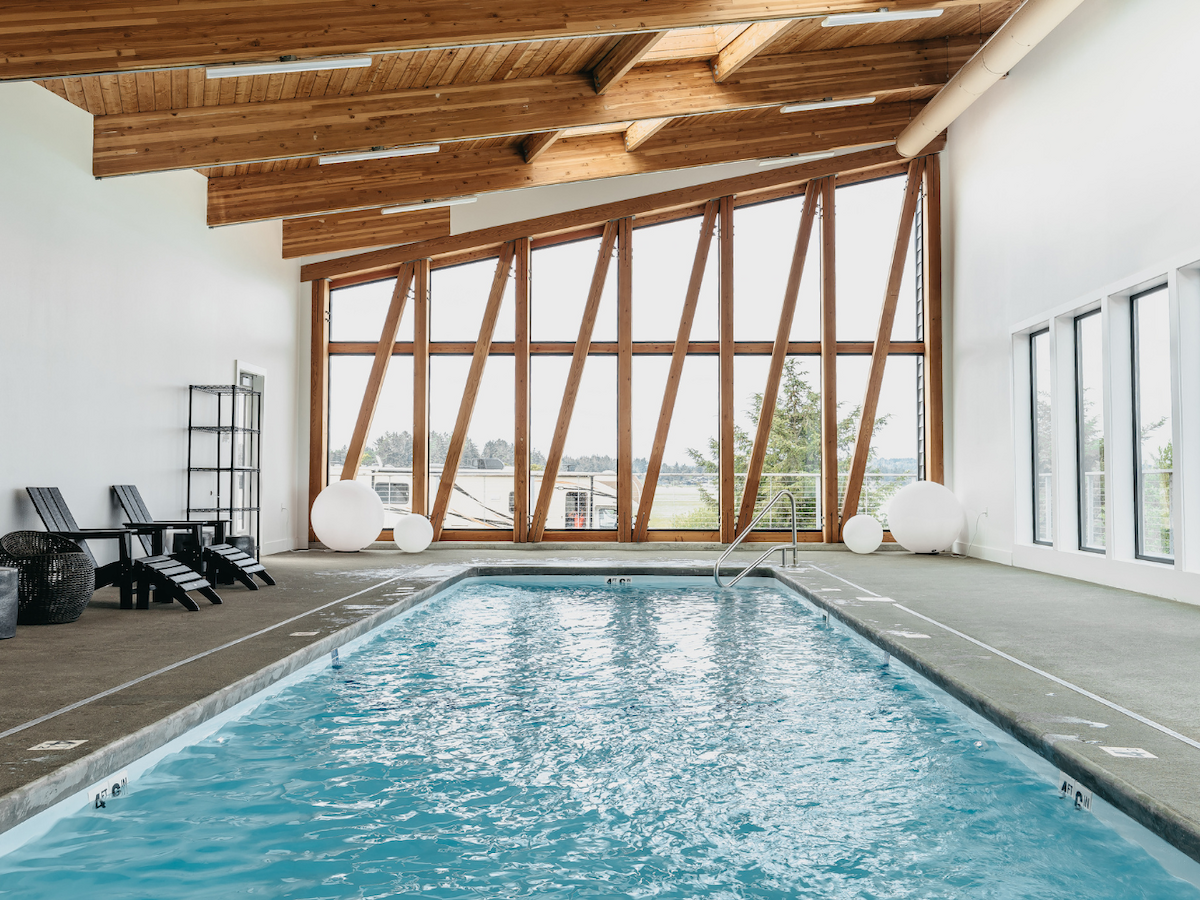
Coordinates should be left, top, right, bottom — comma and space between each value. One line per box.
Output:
0, 575, 408, 743
802, 563, 1200, 754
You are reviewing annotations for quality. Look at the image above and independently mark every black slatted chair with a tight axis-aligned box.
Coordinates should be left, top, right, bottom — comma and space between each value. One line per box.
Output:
113, 485, 275, 590
27, 488, 221, 612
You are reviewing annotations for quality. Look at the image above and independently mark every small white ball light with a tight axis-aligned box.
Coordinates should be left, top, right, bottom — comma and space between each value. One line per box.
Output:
885, 481, 966, 554
393, 514, 434, 553
842, 514, 883, 554
310, 480, 385, 552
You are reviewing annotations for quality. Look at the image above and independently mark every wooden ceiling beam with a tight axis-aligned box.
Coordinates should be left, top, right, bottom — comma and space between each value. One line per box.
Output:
297, 139, 942, 283
281, 206, 450, 259
1, 0, 995, 81
623, 117, 673, 151
711, 20, 798, 83
522, 130, 565, 163
592, 31, 668, 94
95, 37, 981, 176
209, 100, 923, 226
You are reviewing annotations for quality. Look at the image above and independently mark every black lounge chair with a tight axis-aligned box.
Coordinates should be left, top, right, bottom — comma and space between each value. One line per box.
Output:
113, 485, 275, 590
26, 487, 221, 612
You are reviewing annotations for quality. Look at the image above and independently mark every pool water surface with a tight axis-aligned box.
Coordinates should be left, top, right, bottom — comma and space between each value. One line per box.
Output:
0, 577, 1195, 899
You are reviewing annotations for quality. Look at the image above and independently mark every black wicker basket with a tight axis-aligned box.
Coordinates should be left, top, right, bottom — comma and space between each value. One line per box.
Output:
0, 532, 95, 625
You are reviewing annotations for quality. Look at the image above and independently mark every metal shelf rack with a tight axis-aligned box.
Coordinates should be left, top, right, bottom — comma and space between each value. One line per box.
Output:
187, 384, 262, 552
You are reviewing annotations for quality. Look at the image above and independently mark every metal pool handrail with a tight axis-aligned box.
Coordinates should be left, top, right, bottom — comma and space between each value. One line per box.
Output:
714, 490, 800, 588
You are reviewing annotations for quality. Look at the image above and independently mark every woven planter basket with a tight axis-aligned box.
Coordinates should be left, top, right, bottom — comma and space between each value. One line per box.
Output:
0, 531, 95, 625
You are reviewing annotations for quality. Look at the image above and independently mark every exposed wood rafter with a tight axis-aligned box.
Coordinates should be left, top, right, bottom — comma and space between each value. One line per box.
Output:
412, 260, 430, 516
712, 20, 798, 83
2, 1, 989, 80
94, 38, 980, 177
522, 130, 565, 163
719, 195, 735, 544
617, 217, 634, 541
514, 237, 532, 542
624, 118, 672, 152
922, 156, 944, 483
283, 207, 449, 259
308, 279, 330, 542
593, 31, 668, 94
838, 157, 923, 530
300, 142, 939, 282
210, 101, 925, 226
819, 176, 838, 543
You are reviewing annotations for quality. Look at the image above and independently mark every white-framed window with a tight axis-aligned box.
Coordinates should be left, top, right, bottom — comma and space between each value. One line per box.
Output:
1130, 284, 1174, 562
1074, 310, 1105, 553
1030, 328, 1053, 545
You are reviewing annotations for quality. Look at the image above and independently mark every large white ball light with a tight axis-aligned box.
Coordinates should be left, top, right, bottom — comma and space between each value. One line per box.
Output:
393, 514, 434, 553
842, 514, 883, 554
310, 480, 385, 552
886, 481, 966, 554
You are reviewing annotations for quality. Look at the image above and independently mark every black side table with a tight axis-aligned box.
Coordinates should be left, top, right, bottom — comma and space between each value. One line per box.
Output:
0, 532, 95, 625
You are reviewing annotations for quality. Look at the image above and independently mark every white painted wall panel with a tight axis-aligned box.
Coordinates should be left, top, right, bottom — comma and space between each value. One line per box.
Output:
0, 83, 305, 559
945, 0, 1200, 600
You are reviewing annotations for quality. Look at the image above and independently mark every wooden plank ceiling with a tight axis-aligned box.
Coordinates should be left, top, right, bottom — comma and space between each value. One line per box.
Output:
27, 0, 1019, 259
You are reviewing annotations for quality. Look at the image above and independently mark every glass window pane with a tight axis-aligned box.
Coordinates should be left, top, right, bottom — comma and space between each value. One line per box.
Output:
1031, 329, 1053, 544
732, 356, 823, 530
732, 194, 820, 341
330, 277, 414, 343
529, 356, 617, 530
837, 355, 920, 529
430, 256, 515, 342
1133, 287, 1173, 561
429, 356, 515, 530
1075, 313, 1105, 552
631, 216, 719, 342
631, 356, 720, 530
327, 355, 414, 531
892, 226, 918, 343
836, 175, 911, 342
531, 237, 617, 342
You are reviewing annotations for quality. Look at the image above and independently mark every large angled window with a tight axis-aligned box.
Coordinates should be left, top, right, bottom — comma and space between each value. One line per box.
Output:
319, 164, 940, 545
1132, 286, 1173, 562
1074, 311, 1105, 552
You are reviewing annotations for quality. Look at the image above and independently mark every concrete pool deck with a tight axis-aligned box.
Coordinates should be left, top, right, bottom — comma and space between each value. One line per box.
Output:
2, 545, 1200, 867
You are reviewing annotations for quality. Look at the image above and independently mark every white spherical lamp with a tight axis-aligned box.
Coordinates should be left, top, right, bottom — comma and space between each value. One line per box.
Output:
310, 480, 385, 552
842, 514, 883, 554
885, 481, 966, 554
393, 514, 434, 553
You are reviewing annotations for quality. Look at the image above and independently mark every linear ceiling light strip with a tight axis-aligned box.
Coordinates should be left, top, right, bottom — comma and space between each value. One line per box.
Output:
206, 55, 374, 79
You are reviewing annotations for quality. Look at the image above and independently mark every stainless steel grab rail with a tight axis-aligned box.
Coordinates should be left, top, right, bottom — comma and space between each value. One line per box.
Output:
713, 490, 800, 587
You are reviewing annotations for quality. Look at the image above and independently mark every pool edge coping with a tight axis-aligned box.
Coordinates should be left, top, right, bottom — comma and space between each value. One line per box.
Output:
769, 568, 1200, 866
2, 561, 1199, 870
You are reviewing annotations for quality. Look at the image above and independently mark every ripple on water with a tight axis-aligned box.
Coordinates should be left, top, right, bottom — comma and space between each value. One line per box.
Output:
1, 580, 1195, 900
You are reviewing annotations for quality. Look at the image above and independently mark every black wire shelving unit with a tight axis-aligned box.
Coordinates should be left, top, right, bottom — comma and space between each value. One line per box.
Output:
187, 385, 262, 552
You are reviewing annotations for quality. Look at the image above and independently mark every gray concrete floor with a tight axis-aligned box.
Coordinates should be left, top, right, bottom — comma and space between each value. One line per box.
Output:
3, 544, 1200, 862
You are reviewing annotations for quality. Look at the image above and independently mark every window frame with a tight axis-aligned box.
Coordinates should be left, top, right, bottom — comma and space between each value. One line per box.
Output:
313, 162, 943, 544
1073, 309, 1105, 554
1029, 327, 1053, 546
1130, 284, 1174, 564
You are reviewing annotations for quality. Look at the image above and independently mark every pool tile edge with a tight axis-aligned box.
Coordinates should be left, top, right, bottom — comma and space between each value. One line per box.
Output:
769, 568, 1200, 866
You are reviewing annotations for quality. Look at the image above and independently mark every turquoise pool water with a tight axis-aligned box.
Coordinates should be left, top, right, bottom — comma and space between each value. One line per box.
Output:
1, 577, 1196, 899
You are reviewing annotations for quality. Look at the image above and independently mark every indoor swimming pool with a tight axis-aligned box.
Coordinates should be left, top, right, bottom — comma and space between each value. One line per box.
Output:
0, 577, 1195, 899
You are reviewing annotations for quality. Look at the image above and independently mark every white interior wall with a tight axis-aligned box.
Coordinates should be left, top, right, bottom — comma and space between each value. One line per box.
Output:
0, 82, 306, 560
944, 0, 1200, 601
